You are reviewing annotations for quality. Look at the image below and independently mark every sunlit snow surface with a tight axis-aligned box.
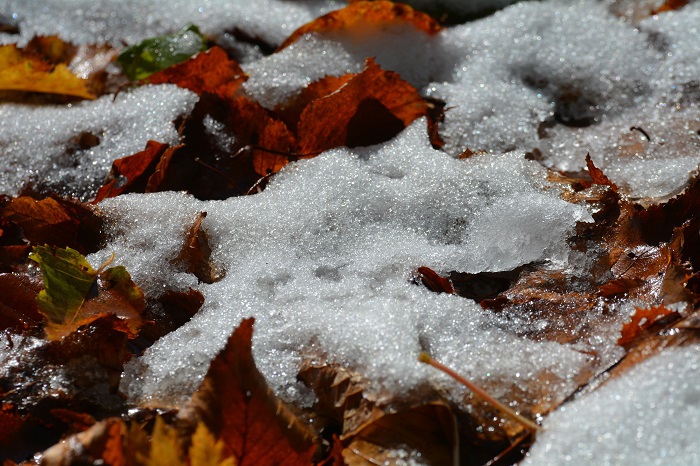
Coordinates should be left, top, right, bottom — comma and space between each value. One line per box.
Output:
0, 0, 699, 463
91, 121, 592, 405
524, 345, 700, 466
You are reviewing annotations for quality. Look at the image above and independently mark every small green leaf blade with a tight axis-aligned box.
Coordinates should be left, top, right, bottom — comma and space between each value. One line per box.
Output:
117, 25, 207, 81
29, 245, 97, 326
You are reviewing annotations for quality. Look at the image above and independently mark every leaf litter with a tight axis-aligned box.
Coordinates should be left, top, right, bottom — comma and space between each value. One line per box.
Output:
0, 0, 699, 464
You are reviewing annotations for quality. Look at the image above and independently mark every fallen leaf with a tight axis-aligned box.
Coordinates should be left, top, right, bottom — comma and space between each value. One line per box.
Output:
341, 402, 457, 466
618, 305, 681, 347
4, 195, 102, 253
413, 266, 455, 294
296, 58, 427, 155
652, 0, 690, 14
189, 422, 236, 466
146, 46, 247, 99
175, 212, 219, 284
40, 418, 127, 466
585, 154, 618, 192
179, 318, 317, 466
0, 273, 43, 332
0, 44, 95, 99
93, 140, 171, 202
117, 25, 207, 81
29, 245, 146, 340
279, 1, 441, 50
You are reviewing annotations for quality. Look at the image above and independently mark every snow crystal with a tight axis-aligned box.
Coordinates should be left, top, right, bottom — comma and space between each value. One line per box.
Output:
89, 120, 592, 406
0, 85, 197, 200
0, 0, 344, 47
524, 345, 700, 466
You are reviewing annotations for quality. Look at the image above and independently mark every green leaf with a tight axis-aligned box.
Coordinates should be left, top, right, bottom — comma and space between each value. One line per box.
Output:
117, 25, 207, 81
29, 245, 97, 327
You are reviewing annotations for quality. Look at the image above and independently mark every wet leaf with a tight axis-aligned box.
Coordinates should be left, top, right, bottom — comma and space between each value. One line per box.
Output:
93, 140, 171, 203
146, 46, 247, 99
279, 1, 441, 50
29, 245, 146, 340
414, 266, 455, 294
618, 305, 681, 347
0, 273, 43, 332
0, 43, 95, 99
296, 58, 427, 155
117, 25, 207, 81
180, 318, 317, 466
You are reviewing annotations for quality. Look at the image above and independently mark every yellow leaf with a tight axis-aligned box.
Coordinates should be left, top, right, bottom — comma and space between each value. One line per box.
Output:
143, 417, 186, 466
0, 44, 95, 99
189, 422, 236, 466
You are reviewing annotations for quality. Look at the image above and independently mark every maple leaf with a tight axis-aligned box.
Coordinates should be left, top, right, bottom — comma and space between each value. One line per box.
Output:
146, 46, 247, 99
29, 245, 146, 340
279, 1, 441, 50
618, 305, 681, 347
117, 25, 207, 81
180, 318, 317, 466
0, 43, 95, 99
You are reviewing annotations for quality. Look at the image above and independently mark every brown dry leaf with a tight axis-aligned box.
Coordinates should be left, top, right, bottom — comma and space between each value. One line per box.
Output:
0, 404, 27, 456
93, 140, 171, 203
279, 1, 441, 50
585, 154, 618, 192
0, 273, 43, 332
180, 318, 317, 466
146, 46, 247, 99
175, 212, 218, 284
618, 305, 681, 347
0, 43, 95, 100
297, 58, 427, 155
297, 362, 386, 436
40, 418, 127, 466
340, 402, 457, 466
3, 196, 102, 254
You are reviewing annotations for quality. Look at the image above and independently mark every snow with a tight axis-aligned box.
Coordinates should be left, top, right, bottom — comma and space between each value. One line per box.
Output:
1, 0, 699, 462
0, 85, 197, 201
91, 120, 592, 406
524, 345, 700, 466
0, 0, 344, 48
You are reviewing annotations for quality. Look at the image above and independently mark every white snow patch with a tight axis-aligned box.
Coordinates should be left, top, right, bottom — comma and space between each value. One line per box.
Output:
0, 85, 197, 201
89, 120, 592, 406
524, 345, 700, 466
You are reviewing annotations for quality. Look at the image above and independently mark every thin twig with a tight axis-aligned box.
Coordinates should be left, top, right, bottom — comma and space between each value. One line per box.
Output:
419, 352, 541, 431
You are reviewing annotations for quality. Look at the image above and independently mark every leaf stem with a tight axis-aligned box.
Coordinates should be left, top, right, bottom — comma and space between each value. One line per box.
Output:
418, 352, 541, 431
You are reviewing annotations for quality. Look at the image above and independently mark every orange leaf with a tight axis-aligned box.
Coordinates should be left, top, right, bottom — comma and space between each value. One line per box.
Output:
279, 1, 441, 50
297, 58, 427, 155
180, 318, 317, 466
618, 305, 680, 346
94, 140, 170, 202
0, 44, 95, 99
585, 154, 618, 192
652, 0, 689, 14
415, 266, 455, 294
175, 212, 218, 284
146, 46, 247, 99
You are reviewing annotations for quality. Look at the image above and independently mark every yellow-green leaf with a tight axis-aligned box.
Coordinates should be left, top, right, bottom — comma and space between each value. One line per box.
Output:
29, 245, 97, 327
117, 25, 207, 81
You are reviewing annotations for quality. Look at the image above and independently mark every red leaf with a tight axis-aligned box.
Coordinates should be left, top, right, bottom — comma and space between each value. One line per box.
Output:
297, 58, 427, 155
146, 46, 247, 99
415, 266, 455, 294
618, 305, 680, 346
585, 154, 618, 192
279, 1, 441, 50
93, 140, 170, 202
181, 318, 317, 466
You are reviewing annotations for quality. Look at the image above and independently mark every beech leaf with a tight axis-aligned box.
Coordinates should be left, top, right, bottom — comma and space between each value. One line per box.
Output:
618, 305, 681, 347
117, 25, 207, 81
